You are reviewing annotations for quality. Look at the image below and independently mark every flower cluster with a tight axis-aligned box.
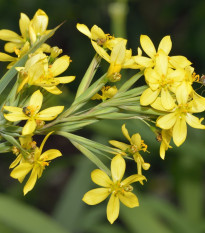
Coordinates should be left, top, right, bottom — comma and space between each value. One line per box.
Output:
0, 10, 204, 225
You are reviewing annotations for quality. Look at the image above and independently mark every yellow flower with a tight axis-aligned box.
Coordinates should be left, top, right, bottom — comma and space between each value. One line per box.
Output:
92, 40, 140, 81
153, 92, 205, 147
82, 154, 146, 224
16, 53, 75, 94
4, 90, 64, 135
10, 132, 62, 195
134, 35, 191, 69
109, 124, 150, 180
140, 51, 185, 110
92, 85, 118, 101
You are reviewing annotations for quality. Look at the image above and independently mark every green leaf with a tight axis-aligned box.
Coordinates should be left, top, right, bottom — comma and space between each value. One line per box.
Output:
0, 194, 69, 233
0, 24, 61, 96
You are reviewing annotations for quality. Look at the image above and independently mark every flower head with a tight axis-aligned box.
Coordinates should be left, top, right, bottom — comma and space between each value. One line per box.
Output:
83, 155, 146, 224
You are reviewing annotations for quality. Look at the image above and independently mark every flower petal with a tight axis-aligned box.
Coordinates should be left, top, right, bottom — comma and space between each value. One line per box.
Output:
121, 174, 146, 186
56, 76, 75, 84
0, 52, 16, 61
107, 194, 120, 224
4, 113, 28, 122
76, 23, 91, 38
29, 90, 43, 112
23, 168, 38, 195
121, 124, 131, 142
91, 41, 110, 62
50, 55, 70, 77
169, 56, 192, 69
91, 25, 106, 40
43, 86, 62, 95
109, 140, 130, 151
140, 35, 156, 58
156, 113, 177, 129
10, 163, 33, 180
91, 169, 113, 187
19, 13, 30, 39
111, 155, 125, 183
82, 188, 110, 205
40, 149, 62, 161
0, 29, 23, 43
186, 113, 205, 129
161, 88, 175, 110
134, 56, 154, 67
36, 106, 64, 121
158, 35, 172, 55
140, 88, 160, 106
119, 192, 139, 208
173, 117, 187, 147
22, 119, 37, 135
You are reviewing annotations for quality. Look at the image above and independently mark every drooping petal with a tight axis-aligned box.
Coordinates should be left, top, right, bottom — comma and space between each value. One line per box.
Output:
22, 118, 37, 135
23, 168, 38, 195
91, 169, 113, 187
121, 124, 131, 142
50, 55, 70, 77
111, 155, 125, 183
186, 113, 205, 129
36, 106, 64, 121
91, 41, 110, 62
43, 86, 62, 95
173, 117, 187, 147
140, 35, 156, 58
29, 90, 43, 113
118, 192, 139, 208
161, 88, 175, 110
121, 174, 146, 186
109, 140, 130, 151
140, 88, 160, 106
0, 52, 16, 61
107, 194, 120, 224
39, 131, 53, 154
76, 23, 92, 38
9, 154, 23, 169
82, 188, 110, 205
158, 36, 172, 55
10, 163, 33, 180
40, 149, 62, 161
156, 113, 177, 129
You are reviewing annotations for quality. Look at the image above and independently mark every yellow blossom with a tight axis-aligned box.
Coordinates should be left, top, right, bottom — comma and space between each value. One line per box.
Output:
4, 90, 64, 135
82, 154, 146, 224
109, 124, 150, 181
134, 35, 191, 69
92, 86, 118, 101
10, 132, 62, 195
153, 92, 205, 147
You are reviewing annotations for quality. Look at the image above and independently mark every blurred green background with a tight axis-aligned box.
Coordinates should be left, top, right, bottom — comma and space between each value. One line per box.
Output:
0, 0, 204, 232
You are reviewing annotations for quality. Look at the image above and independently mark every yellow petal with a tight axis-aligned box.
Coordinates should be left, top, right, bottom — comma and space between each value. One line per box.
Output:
158, 35, 172, 55
121, 124, 131, 142
175, 83, 190, 105
23, 168, 38, 195
56, 76, 75, 84
107, 194, 120, 224
4, 113, 28, 122
36, 106, 64, 121
39, 131, 53, 154
10, 163, 33, 180
121, 174, 146, 186
91, 41, 110, 62
22, 119, 37, 135
111, 155, 125, 183
43, 86, 62, 95
9, 154, 22, 169
91, 25, 106, 41
76, 23, 91, 38
189, 92, 205, 113
4, 106, 23, 113
131, 133, 141, 148
40, 149, 62, 161
109, 140, 130, 151
19, 13, 30, 39
140, 88, 160, 106
140, 35, 156, 58
186, 113, 205, 129
29, 90, 43, 112
29, 24, 36, 44
110, 40, 127, 65
4, 42, 21, 53
155, 51, 168, 76
0, 29, 23, 42
161, 88, 175, 110
50, 55, 70, 77
31, 9, 48, 35
173, 117, 187, 147
82, 188, 110, 205
169, 56, 192, 69
156, 113, 177, 129
91, 169, 113, 187
151, 97, 167, 111
118, 192, 139, 208
134, 56, 154, 67
0, 52, 16, 61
